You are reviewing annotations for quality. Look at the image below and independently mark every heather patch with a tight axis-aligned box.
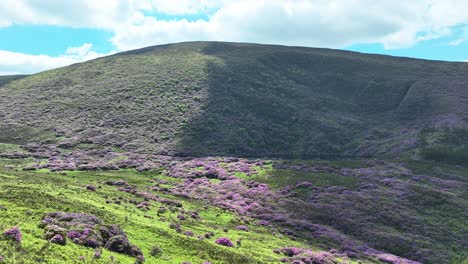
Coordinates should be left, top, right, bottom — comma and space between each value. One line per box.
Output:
3, 226, 22, 244
40, 212, 143, 259
215, 237, 234, 247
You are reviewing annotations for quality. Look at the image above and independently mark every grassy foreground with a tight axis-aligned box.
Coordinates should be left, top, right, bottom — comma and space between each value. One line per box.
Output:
0, 158, 361, 264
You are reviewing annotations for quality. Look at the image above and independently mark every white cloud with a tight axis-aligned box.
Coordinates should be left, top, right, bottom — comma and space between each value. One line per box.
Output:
149, 0, 222, 15
107, 0, 468, 51
0, 0, 141, 29
0, 44, 114, 75
1, 0, 468, 51
2, 0, 468, 74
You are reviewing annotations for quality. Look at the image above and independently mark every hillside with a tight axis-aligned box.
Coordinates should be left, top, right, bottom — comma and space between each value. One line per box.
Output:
0, 75, 27, 87
1, 42, 467, 158
1, 158, 466, 264
0, 42, 467, 264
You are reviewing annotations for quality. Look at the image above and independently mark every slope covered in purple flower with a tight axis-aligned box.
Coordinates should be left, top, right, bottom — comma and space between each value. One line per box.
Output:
1, 149, 466, 263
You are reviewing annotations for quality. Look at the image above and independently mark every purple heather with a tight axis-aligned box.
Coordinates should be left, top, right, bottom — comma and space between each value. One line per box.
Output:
215, 237, 234, 247
50, 234, 66, 245
94, 249, 102, 259
3, 226, 22, 244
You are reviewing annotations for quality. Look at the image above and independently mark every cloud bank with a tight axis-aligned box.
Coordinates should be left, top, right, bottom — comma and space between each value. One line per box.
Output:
0, 44, 114, 75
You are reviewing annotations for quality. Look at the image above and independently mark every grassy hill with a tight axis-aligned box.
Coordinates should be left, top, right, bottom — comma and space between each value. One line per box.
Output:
0, 42, 467, 264
1, 42, 467, 158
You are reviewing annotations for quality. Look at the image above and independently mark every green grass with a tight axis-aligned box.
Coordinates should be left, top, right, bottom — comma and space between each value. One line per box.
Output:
0, 158, 363, 264
246, 162, 360, 190
0, 143, 22, 153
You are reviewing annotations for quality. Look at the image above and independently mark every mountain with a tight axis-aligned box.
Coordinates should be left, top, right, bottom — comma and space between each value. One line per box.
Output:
0, 42, 467, 264
1, 41, 467, 159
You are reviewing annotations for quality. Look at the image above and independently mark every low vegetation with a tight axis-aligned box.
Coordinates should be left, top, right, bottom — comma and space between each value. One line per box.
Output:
0, 156, 466, 263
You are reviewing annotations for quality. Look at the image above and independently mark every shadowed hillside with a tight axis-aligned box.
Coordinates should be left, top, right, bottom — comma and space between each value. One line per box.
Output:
0, 74, 28, 87
0, 42, 467, 158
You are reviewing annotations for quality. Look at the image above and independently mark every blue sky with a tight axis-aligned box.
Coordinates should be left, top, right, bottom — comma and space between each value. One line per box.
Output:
0, 26, 114, 56
0, 0, 467, 75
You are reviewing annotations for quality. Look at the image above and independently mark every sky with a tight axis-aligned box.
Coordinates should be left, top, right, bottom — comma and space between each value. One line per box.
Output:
1, 0, 468, 75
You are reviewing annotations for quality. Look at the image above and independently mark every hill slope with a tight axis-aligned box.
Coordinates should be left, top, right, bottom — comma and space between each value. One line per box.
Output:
1, 42, 468, 158
0, 42, 467, 264
0, 75, 28, 87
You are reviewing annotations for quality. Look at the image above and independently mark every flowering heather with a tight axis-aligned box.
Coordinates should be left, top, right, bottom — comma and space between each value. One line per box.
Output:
0, 256, 4, 262
137, 201, 150, 210
376, 254, 405, 264
78, 256, 85, 261
85, 238, 101, 248
310, 251, 337, 263
235, 225, 249, 231
135, 254, 145, 264
94, 249, 102, 259
177, 214, 186, 220
184, 230, 194, 237
50, 234, 66, 245
280, 247, 303, 257
215, 237, 234, 247
3, 226, 21, 244
42, 212, 142, 258
67, 230, 81, 239
86, 185, 96, 191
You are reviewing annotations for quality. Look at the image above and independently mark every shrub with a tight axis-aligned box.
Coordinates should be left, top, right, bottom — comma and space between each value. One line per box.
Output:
94, 249, 102, 259
177, 214, 186, 220
135, 254, 145, 264
67, 230, 81, 239
215, 237, 234, 247
150, 245, 163, 257
3, 226, 21, 244
280, 247, 303, 257
50, 234, 66, 245
235, 225, 249, 232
